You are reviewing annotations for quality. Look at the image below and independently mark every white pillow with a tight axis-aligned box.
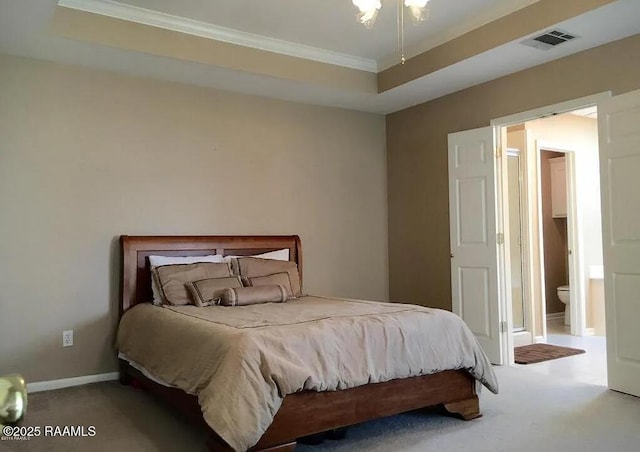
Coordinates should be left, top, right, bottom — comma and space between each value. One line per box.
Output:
222, 248, 290, 263
148, 255, 224, 268
149, 255, 224, 305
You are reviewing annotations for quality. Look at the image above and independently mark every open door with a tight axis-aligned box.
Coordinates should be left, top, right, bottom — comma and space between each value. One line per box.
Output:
598, 89, 640, 397
449, 126, 505, 364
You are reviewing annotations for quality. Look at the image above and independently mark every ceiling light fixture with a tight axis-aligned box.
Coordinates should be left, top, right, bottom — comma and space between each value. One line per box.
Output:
352, 0, 430, 64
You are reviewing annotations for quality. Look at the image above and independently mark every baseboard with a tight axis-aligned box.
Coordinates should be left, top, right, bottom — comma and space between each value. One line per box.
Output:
513, 331, 533, 347
27, 372, 119, 393
584, 328, 595, 336
534, 336, 546, 343
546, 312, 565, 321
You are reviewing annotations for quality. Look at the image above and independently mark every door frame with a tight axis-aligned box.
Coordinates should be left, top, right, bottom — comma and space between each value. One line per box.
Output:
535, 142, 584, 336
490, 91, 611, 364
496, 127, 513, 365
506, 148, 533, 341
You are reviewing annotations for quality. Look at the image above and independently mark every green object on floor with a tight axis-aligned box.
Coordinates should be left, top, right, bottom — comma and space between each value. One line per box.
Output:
0, 374, 27, 425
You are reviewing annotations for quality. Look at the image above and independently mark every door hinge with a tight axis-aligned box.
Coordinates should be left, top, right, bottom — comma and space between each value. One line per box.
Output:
500, 320, 507, 333
497, 232, 504, 245
495, 146, 503, 158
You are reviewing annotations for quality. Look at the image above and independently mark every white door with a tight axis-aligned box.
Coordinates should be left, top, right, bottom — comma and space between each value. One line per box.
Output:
598, 89, 640, 397
449, 127, 504, 364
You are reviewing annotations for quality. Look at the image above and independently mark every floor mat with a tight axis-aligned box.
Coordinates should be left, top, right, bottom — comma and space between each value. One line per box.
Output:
514, 343, 585, 364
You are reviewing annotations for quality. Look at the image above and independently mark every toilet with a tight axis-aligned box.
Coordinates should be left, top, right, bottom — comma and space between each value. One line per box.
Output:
557, 285, 570, 326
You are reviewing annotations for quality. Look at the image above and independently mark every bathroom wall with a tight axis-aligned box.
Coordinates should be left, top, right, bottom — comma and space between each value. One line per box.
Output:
540, 151, 569, 315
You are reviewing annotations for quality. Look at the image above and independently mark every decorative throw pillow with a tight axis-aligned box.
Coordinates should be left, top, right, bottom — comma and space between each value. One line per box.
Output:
223, 248, 290, 267
244, 272, 294, 299
185, 276, 243, 307
219, 285, 289, 306
148, 255, 224, 305
235, 257, 302, 297
155, 262, 232, 305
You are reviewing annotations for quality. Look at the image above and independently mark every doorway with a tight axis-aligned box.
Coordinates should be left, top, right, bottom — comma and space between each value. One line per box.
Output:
449, 89, 640, 396
502, 110, 604, 345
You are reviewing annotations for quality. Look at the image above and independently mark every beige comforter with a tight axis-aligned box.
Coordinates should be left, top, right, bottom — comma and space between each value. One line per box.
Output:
117, 296, 498, 451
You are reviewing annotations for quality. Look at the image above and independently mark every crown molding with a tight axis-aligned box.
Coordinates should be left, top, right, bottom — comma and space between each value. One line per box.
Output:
58, 0, 378, 73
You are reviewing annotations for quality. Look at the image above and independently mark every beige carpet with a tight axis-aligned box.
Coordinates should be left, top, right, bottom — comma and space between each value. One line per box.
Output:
2, 381, 207, 451
4, 366, 640, 452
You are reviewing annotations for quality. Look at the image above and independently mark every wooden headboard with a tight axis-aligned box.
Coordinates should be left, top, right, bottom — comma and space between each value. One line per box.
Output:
120, 235, 302, 315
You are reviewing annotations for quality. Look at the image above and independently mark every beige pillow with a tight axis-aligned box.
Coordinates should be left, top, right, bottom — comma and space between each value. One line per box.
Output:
219, 285, 288, 306
245, 272, 294, 299
185, 276, 243, 307
235, 257, 302, 297
155, 262, 232, 305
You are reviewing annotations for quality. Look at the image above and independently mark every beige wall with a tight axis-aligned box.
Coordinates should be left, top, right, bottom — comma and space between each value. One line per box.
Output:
386, 34, 640, 310
0, 55, 388, 383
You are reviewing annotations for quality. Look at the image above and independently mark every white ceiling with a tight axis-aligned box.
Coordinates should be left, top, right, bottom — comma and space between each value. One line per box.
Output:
1, 0, 639, 114
117, 0, 537, 65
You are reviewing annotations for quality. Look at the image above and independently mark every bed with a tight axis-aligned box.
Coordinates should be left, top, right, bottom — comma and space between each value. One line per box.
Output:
118, 235, 497, 452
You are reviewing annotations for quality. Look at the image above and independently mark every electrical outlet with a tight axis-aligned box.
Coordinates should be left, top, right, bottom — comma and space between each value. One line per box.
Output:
63, 330, 73, 347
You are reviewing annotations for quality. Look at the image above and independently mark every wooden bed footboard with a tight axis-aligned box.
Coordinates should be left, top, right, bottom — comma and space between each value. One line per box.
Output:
120, 360, 479, 452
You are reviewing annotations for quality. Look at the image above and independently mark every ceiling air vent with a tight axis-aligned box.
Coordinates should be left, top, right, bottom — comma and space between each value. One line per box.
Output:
521, 30, 578, 50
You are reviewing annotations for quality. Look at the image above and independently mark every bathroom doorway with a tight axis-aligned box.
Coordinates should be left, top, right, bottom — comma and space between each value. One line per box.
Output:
501, 106, 605, 344
448, 90, 640, 390
539, 148, 571, 334
449, 89, 640, 392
